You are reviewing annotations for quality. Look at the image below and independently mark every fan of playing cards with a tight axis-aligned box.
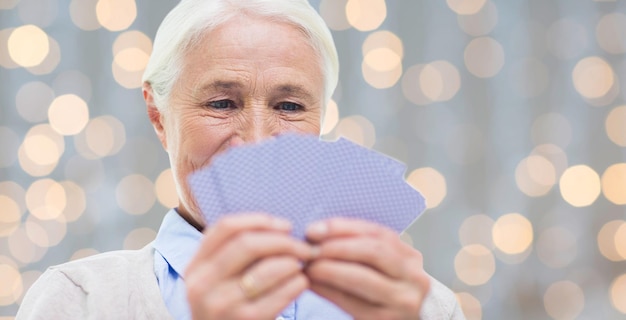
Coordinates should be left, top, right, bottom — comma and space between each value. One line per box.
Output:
188, 134, 426, 239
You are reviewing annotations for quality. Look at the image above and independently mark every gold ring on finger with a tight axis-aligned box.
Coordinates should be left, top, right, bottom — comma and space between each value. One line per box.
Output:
239, 273, 260, 299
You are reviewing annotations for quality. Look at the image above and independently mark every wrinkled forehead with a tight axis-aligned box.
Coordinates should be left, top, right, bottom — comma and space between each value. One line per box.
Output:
171, 14, 325, 105
184, 12, 323, 65
178, 14, 325, 93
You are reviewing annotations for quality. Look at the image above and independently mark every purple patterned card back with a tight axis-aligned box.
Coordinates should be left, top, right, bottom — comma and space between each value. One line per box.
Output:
188, 134, 426, 238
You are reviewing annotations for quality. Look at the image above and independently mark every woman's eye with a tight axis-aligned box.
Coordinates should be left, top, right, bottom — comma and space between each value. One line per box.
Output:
277, 102, 303, 112
207, 100, 234, 109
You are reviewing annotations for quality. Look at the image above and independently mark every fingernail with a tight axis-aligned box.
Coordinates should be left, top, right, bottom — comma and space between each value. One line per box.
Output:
307, 221, 328, 237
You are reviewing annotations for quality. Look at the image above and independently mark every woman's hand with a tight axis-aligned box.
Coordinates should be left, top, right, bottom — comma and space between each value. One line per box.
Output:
185, 213, 313, 320
305, 218, 430, 320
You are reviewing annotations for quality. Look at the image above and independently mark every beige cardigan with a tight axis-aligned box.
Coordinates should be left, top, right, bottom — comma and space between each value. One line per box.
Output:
16, 244, 465, 319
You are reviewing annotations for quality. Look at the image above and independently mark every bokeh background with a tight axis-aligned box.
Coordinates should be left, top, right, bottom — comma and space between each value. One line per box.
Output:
1, 0, 626, 318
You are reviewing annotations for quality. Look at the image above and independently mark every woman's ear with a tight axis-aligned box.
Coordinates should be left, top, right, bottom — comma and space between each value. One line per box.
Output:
143, 82, 168, 150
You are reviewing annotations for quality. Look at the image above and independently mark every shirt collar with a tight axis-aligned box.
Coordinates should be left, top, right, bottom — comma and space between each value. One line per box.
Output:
153, 209, 203, 279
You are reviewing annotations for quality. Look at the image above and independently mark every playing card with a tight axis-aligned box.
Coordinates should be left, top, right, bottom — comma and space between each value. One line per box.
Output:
188, 134, 426, 238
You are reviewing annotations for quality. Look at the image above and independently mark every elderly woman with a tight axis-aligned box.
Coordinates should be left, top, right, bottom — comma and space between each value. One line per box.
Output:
17, 0, 463, 319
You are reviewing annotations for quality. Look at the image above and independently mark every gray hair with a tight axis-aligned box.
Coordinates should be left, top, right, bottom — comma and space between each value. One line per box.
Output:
142, 0, 339, 116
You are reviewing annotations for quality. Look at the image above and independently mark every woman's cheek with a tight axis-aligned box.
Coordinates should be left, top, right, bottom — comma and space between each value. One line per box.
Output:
182, 123, 234, 171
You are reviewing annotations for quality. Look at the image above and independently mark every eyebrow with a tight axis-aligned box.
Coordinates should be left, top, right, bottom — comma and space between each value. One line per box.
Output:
275, 84, 316, 102
190, 80, 245, 100
202, 80, 244, 92
195, 80, 317, 102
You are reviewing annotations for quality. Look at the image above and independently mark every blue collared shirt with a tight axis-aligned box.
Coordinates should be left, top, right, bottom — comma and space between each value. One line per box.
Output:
153, 209, 351, 320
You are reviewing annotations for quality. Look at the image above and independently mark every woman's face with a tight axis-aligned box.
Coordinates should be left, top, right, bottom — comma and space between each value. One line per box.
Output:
145, 14, 325, 229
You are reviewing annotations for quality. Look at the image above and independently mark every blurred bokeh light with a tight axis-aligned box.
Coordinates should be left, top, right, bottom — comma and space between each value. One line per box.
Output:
610, 274, 626, 314
406, 167, 447, 209
536, 226, 577, 269
559, 165, 601, 207
492, 213, 533, 255
543, 281, 585, 320
454, 244, 495, 286
345, 0, 386, 31
598, 220, 626, 262
96, 0, 137, 32
7, 25, 49, 67
464, 37, 504, 78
